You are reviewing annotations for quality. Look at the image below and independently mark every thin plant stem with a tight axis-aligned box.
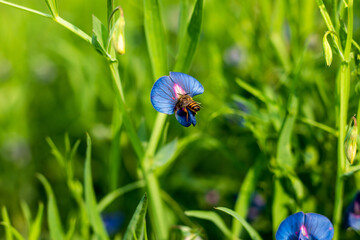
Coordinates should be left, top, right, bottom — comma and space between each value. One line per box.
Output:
333, 1, 353, 239
54, 17, 92, 44
139, 114, 168, 239
109, 62, 144, 159
0, 0, 52, 18
298, 117, 338, 136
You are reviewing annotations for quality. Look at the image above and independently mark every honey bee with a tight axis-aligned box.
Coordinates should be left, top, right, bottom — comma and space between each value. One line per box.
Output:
175, 93, 201, 121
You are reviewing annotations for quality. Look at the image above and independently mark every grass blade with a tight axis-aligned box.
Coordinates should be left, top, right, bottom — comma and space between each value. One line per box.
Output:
185, 210, 232, 239
2, 207, 13, 240
37, 174, 64, 240
123, 194, 148, 240
143, 0, 167, 77
44, 0, 58, 17
20, 201, 31, 231
28, 203, 44, 240
84, 134, 109, 240
174, 0, 203, 72
0, 222, 24, 240
215, 207, 263, 240
232, 157, 263, 239
98, 181, 145, 212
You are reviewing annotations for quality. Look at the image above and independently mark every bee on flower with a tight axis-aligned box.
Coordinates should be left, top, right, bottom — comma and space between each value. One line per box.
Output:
150, 72, 204, 127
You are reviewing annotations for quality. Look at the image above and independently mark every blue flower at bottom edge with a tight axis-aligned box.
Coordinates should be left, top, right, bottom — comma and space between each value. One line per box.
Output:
276, 212, 334, 240
344, 191, 360, 231
150, 72, 204, 127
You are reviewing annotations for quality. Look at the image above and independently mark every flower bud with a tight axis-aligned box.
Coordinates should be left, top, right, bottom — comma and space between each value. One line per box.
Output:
111, 8, 125, 55
345, 116, 358, 164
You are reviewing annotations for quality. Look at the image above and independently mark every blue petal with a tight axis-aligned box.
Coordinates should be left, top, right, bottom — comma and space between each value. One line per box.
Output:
150, 76, 178, 114
348, 213, 360, 231
175, 108, 197, 127
275, 212, 304, 240
304, 213, 334, 240
169, 72, 204, 97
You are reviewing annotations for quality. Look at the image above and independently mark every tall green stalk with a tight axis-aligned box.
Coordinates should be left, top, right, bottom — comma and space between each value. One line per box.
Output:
334, 1, 352, 239
316, 0, 353, 239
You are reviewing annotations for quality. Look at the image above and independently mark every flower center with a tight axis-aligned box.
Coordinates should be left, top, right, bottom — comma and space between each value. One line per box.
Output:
173, 84, 186, 98
300, 225, 309, 239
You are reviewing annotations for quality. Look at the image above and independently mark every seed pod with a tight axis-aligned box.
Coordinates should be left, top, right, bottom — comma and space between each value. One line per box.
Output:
345, 116, 358, 164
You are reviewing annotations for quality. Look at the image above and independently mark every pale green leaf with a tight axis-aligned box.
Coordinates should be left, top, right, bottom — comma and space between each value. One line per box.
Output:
185, 210, 232, 239
37, 174, 64, 240
124, 194, 148, 240
174, 0, 203, 73
44, 0, 58, 17
28, 203, 44, 240
98, 181, 145, 212
2, 207, 13, 240
144, 0, 167, 78
84, 134, 109, 240
0, 222, 24, 240
216, 207, 263, 240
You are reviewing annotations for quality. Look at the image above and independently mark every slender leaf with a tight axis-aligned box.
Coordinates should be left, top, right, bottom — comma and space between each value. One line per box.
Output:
37, 174, 64, 240
0, 222, 24, 240
185, 210, 232, 239
65, 217, 77, 240
215, 207, 263, 240
174, 0, 203, 72
84, 134, 109, 240
272, 179, 290, 236
144, 0, 167, 78
2, 207, 13, 240
124, 194, 148, 240
46, 137, 65, 167
28, 203, 44, 240
276, 95, 298, 169
20, 201, 32, 230
44, 0, 58, 17
98, 181, 146, 212
232, 157, 264, 239
178, 0, 191, 44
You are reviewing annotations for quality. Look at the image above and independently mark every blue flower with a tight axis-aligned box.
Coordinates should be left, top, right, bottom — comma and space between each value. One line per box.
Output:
102, 212, 124, 236
344, 191, 360, 231
276, 212, 334, 240
150, 72, 204, 127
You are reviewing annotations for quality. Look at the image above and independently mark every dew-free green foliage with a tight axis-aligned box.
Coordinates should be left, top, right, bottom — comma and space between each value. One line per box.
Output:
0, 0, 360, 239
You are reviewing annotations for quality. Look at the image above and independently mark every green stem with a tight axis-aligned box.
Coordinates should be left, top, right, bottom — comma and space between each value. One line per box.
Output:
0, 1, 92, 44
298, 117, 338, 136
333, 3, 353, 240
107, 0, 113, 21
333, 62, 350, 240
54, 17, 92, 44
0, 0, 52, 18
140, 113, 168, 239
109, 62, 144, 159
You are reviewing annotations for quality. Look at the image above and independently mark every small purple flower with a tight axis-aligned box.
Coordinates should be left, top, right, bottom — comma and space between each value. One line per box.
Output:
150, 72, 204, 127
344, 192, 360, 231
276, 212, 334, 240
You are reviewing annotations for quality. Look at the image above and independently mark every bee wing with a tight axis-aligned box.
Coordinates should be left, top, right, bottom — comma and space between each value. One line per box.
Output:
150, 76, 177, 114
169, 72, 204, 97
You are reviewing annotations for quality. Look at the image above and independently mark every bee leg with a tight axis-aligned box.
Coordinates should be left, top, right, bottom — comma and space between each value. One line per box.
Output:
183, 108, 189, 122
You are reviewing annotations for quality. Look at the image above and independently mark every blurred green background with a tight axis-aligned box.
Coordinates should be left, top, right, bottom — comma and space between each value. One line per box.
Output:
0, 0, 360, 239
